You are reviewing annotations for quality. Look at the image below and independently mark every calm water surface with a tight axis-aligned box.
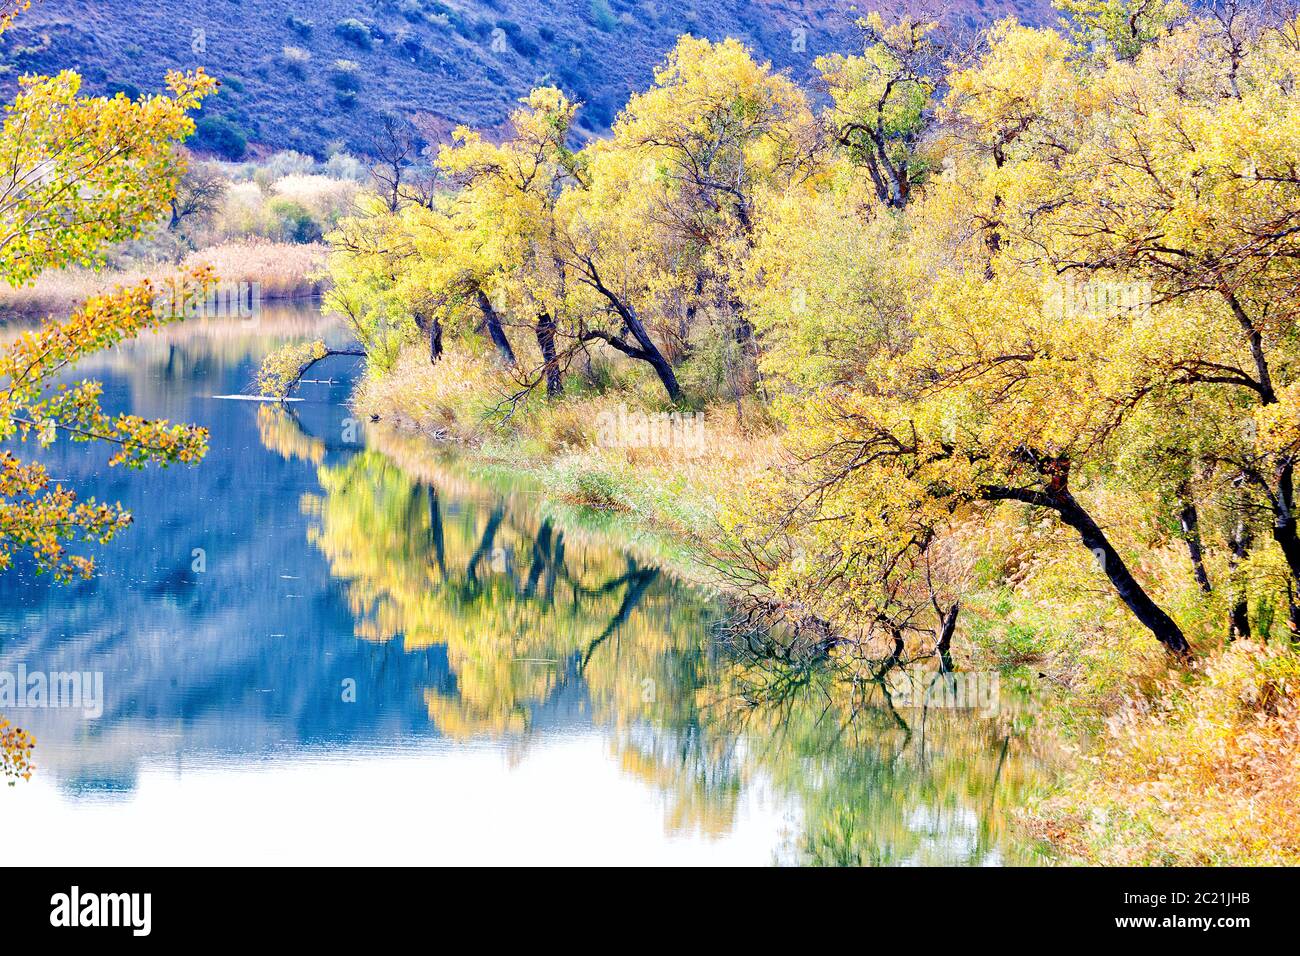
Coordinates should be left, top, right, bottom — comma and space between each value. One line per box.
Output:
0, 305, 1051, 865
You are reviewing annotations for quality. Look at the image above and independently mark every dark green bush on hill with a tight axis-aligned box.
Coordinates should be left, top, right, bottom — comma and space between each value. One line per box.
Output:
335, 18, 373, 49
106, 81, 141, 100
331, 60, 363, 92
191, 116, 248, 160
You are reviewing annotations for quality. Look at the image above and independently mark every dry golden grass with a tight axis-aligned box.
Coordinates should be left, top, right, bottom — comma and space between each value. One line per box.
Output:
354, 345, 505, 434
1033, 641, 1300, 865
0, 241, 327, 318
182, 240, 328, 298
0, 263, 159, 318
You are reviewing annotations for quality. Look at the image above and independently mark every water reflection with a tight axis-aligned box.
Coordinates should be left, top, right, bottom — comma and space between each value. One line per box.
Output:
0, 307, 1052, 864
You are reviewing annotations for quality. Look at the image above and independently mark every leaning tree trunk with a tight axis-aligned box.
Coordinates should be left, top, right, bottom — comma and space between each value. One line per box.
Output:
984, 462, 1191, 657
582, 261, 681, 401
475, 289, 517, 366
1054, 492, 1191, 655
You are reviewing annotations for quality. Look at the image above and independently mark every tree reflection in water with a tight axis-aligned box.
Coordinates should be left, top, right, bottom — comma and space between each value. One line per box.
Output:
262, 409, 1054, 864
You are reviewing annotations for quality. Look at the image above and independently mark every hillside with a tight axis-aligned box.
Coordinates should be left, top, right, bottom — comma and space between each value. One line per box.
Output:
1, 0, 1055, 158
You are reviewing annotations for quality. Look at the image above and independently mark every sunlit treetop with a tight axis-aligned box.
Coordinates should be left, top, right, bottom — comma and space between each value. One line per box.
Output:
1055, 0, 1189, 60
0, 69, 217, 285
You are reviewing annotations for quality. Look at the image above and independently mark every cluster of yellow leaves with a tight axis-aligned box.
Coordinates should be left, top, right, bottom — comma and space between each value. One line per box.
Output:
1, 70, 218, 284
0, 8, 216, 580
0, 1, 29, 37
256, 338, 328, 397
1, 273, 213, 578
320, 34, 821, 402
728, 8, 1300, 658
0, 717, 35, 785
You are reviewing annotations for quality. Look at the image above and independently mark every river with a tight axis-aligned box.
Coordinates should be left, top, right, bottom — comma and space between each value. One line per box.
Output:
0, 303, 1052, 865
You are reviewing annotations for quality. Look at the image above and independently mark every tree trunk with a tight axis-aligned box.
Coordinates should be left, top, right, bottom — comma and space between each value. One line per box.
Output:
428, 316, 443, 363
581, 261, 681, 401
1055, 492, 1191, 655
614, 301, 680, 401
535, 311, 562, 398
1228, 514, 1252, 641
1177, 494, 1212, 593
1289, 582, 1300, 644
936, 602, 959, 673
414, 306, 443, 363
984, 469, 1190, 656
427, 485, 446, 579
475, 289, 517, 366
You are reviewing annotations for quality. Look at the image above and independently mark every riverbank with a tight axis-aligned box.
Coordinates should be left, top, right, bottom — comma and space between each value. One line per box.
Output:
355, 344, 782, 553
352, 340, 1300, 867
0, 240, 327, 320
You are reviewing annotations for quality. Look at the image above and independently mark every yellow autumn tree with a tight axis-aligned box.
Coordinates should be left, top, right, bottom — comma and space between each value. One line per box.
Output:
0, 7, 217, 579
727, 9, 1300, 660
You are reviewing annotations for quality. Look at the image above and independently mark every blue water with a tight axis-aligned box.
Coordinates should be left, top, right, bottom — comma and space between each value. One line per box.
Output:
0, 306, 1048, 865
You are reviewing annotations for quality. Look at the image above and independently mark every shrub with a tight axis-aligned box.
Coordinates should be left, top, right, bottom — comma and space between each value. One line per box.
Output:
497, 21, 539, 58
280, 45, 312, 78
106, 81, 141, 100
590, 0, 617, 32
190, 116, 248, 160
335, 18, 373, 49
267, 198, 324, 243
272, 174, 358, 226
324, 151, 367, 182
286, 14, 313, 37
396, 28, 423, 58
264, 150, 317, 178
331, 60, 362, 92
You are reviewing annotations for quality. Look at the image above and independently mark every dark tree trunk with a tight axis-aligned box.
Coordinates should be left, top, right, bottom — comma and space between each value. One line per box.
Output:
466, 505, 505, 588
1053, 493, 1190, 655
429, 316, 443, 363
426, 485, 446, 578
1177, 495, 1212, 594
643, 347, 681, 402
1263, 465, 1300, 640
936, 602, 959, 673
475, 289, 517, 366
1228, 515, 1252, 641
535, 311, 562, 398
1289, 582, 1300, 644
580, 260, 681, 401
414, 307, 443, 363
984, 463, 1191, 657
523, 519, 552, 598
